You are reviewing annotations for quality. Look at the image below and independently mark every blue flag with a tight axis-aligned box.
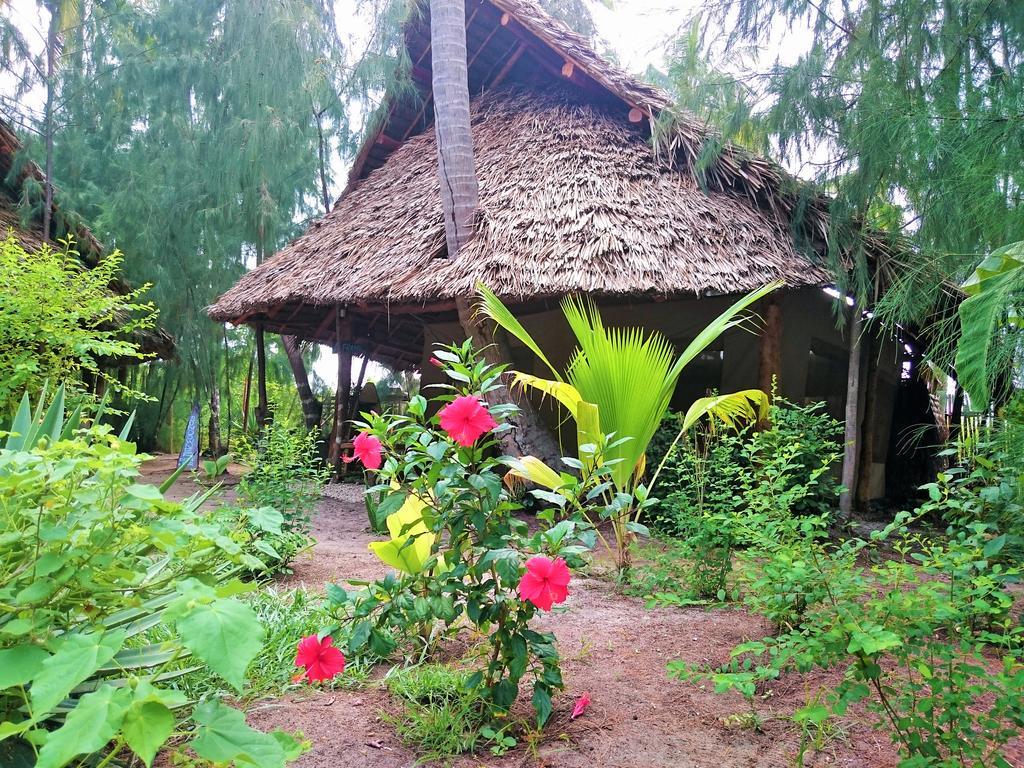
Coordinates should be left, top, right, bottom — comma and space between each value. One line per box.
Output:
178, 401, 201, 469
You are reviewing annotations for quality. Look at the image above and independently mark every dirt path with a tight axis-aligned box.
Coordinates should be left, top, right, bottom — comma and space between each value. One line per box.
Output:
245, 487, 909, 768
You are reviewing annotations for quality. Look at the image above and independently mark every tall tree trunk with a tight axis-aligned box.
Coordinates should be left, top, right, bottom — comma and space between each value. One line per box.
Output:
255, 325, 269, 427
209, 386, 222, 456
42, 3, 58, 240
757, 293, 782, 397
839, 307, 864, 520
283, 334, 323, 431
430, 0, 559, 463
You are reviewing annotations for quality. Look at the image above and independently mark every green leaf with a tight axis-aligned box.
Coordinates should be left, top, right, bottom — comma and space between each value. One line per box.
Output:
0, 646, 48, 689
983, 534, 1007, 558
31, 632, 125, 716
247, 506, 284, 535
4, 392, 32, 450
122, 699, 175, 768
191, 700, 289, 768
172, 596, 263, 692
35, 686, 131, 768
956, 241, 1024, 411
531, 685, 552, 727
125, 484, 163, 502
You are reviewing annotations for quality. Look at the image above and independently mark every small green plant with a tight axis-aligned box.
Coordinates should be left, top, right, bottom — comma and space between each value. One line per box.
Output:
327, 342, 594, 731
477, 281, 776, 573
384, 665, 486, 761
625, 534, 736, 607
200, 452, 232, 480
237, 421, 328, 537
0, 234, 158, 415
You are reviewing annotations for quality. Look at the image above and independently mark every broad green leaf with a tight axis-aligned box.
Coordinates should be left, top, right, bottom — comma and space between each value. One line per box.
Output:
122, 697, 175, 768
171, 593, 263, 692
368, 493, 435, 574
0, 646, 48, 689
191, 700, 288, 768
35, 685, 131, 768
247, 507, 284, 535
531, 685, 552, 727
956, 241, 1024, 411
31, 632, 125, 716
504, 456, 564, 491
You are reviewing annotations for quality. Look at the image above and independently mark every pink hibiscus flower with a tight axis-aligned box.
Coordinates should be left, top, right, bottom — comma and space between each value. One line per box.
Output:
294, 635, 346, 682
438, 395, 498, 447
344, 431, 383, 470
518, 556, 571, 611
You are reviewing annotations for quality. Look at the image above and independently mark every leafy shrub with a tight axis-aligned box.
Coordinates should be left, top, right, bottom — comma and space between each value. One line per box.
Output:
649, 394, 843, 537
0, 234, 157, 415
327, 341, 594, 732
238, 421, 328, 537
625, 531, 735, 607
920, 398, 1024, 564
671, 511, 1024, 765
0, 392, 302, 767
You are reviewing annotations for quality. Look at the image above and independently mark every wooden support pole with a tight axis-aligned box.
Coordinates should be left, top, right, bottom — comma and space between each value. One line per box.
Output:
839, 307, 864, 519
328, 308, 352, 470
347, 354, 371, 425
856, 329, 880, 506
757, 293, 782, 396
255, 325, 269, 428
628, 107, 645, 123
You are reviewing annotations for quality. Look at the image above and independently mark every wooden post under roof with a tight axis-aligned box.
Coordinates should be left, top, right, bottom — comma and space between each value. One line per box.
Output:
255, 325, 269, 427
757, 293, 782, 396
856, 328, 880, 506
839, 307, 864, 519
329, 307, 352, 470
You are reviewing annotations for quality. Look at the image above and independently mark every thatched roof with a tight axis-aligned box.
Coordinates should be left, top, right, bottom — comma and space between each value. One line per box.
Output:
1, 120, 175, 361
209, 0, 890, 367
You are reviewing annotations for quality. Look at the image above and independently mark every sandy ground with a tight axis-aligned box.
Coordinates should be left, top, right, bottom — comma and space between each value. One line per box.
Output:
141, 458, 1022, 768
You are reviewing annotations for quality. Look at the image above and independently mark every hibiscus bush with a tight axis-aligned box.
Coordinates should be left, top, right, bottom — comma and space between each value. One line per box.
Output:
315, 341, 593, 730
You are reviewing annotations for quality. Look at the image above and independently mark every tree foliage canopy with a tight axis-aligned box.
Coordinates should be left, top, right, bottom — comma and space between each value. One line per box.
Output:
674, 0, 1023, 355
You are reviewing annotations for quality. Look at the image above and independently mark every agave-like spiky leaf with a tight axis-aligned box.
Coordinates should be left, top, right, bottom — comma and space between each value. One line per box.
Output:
37, 385, 66, 446
4, 391, 33, 450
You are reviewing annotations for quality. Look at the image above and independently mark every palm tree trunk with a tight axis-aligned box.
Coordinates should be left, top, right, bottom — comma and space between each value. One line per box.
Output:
282, 334, 323, 432
430, 0, 559, 463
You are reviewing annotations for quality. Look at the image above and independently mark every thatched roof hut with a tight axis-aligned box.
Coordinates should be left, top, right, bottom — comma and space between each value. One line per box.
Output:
0, 119, 175, 361
208, 0, 898, 370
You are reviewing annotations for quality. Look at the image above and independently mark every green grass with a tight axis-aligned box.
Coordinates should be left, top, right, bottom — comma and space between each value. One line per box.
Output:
145, 586, 370, 702
382, 664, 485, 763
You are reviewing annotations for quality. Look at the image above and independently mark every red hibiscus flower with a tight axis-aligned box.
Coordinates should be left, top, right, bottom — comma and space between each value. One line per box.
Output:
294, 634, 346, 682
518, 556, 571, 611
344, 431, 382, 470
571, 692, 591, 719
438, 395, 498, 447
